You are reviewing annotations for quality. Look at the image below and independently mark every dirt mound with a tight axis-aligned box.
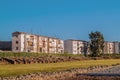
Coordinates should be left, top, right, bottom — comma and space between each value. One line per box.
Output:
1, 56, 88, 64
1, 55, 119, 64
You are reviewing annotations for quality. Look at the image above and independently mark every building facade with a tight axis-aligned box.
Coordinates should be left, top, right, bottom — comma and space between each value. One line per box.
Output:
103, 41, 120, 54
11, 32, 120, 54
64, 39, 88, 54
113, 42, 120, 54
12, 32, 64, 53
103, 41, 114, 54
48, 37, 64, 53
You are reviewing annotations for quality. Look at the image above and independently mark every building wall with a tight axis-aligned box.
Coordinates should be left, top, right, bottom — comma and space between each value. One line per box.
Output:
38, 36, 48, 53
64, 40, 88, 54
64, 40, 73, 53
48, 38, 56, 53
114, 42, 119, 54
12, 33, 22, 52
109, 42, 114, 54
72, 41, 77, 54
20, 34, 25, 52
77, 41, 84, 54
57, 40, 64, 53
24, 34, 38, 52
103, 42, 115, 54
48, 38, 64, 53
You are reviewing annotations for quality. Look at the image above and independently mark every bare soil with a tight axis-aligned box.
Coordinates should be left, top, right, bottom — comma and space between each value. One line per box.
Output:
67, 75, 120, 80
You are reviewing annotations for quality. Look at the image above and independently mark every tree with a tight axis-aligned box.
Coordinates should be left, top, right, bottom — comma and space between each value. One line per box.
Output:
89, 31, 104, 57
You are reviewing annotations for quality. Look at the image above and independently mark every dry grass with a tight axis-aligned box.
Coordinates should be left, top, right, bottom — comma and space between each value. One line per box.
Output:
0, 59, 120, 77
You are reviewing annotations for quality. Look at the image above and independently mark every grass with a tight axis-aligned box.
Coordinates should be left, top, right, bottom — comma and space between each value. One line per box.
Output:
0, 52, 84, 58
0, 59, 120, 77
0, 52, 120, 58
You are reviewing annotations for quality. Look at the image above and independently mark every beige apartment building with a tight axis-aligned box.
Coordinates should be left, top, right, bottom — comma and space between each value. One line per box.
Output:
12, 31, 64, 53
48, 37, 64, 53
103, 41, 120, 54
64, 39, 88, 54
103, 41, 114, 54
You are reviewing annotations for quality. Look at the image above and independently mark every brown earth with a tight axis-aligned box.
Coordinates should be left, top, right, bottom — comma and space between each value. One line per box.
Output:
0, 56, 89, 64
0, 55, 120, 64
67, 75, 120, 80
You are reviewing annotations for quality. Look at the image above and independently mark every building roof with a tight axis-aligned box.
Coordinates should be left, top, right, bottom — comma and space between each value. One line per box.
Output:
12, 31, 62, 40
12, 31, 27, 34
65, 39, 88, 42
104, 41, 115, 43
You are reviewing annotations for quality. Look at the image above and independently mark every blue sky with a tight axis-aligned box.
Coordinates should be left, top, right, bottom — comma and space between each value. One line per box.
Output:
0, 0, 120, 41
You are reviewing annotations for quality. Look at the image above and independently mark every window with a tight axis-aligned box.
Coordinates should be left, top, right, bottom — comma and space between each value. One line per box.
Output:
16, 41, 19, 44
27, 38, 29, 40
15, 35, 18, 38
16, 47, 18, 50
40, 48, 42, 52
28, 42, 34, 46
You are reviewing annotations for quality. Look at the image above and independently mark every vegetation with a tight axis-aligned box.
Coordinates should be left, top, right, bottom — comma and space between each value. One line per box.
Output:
0, 52, 120, 59
100, 54, 120, 59
89, 31, 104, 57
0, 52, 84, 58
0, 59, 120, 77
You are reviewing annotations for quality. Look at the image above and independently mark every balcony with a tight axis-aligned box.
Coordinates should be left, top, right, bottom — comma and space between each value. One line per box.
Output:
27, 41, 34, 46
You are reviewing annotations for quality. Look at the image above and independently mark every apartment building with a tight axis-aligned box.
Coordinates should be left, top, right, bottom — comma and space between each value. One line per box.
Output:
11, 31, 120, 54
103, 41, 114, 54
12, 31, 64, 53
113, 42, 120, 54
103, 41, 120, 54
64, 39, 88, 54
37, 36, 48, 53
48, 37, 64, 53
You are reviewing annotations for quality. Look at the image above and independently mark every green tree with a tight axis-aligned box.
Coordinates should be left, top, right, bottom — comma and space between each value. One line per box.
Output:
89, 31, 104, 57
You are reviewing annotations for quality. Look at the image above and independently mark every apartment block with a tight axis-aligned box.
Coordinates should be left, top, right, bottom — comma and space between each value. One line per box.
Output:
113, 42, 120, 54
103, 41, 114, 54
64, 39, 88, 54
12, 31, 64, 53
37, 36, 48, 53
103, 41, 120, 54
48, 37, 64, 53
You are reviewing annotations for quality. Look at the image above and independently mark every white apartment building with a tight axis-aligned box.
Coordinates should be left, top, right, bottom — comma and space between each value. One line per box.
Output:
103, 41, 114, 54
64, 39, 88, 54
12, 31, 64, 53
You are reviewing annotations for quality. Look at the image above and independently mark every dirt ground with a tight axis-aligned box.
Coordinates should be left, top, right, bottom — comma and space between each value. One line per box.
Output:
67, 75, 120, 80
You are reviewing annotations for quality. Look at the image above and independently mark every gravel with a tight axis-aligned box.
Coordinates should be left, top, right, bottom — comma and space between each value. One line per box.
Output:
88, 65, 120, 75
